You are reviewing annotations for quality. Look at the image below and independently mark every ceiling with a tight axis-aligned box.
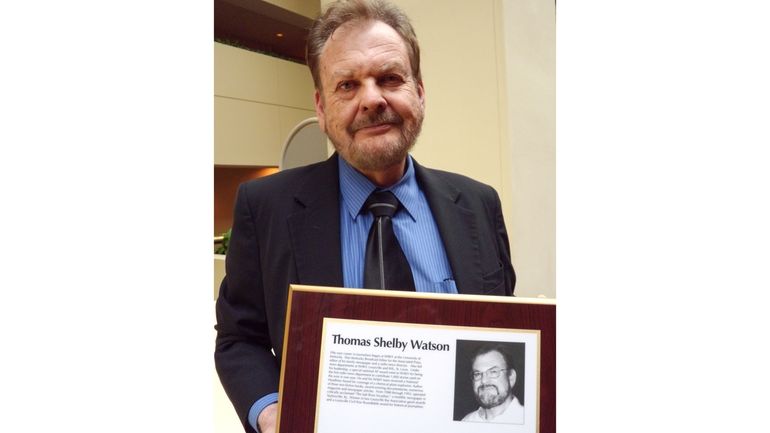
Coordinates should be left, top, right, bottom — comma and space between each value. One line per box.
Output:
214, 0, 314, 64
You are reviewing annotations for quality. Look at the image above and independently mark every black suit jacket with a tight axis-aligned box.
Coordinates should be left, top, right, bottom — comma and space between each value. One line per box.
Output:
215, 154, 515, 431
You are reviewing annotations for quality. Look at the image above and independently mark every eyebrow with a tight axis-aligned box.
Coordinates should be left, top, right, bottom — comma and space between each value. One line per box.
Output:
375, 61, 408, 75
330, 69, 354, 81
329, 62, 409, 81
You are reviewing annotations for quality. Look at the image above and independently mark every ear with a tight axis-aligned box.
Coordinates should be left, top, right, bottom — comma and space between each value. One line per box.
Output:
507, 368, 516, 388
417, 80, 425, 109
314, 89, 326, 132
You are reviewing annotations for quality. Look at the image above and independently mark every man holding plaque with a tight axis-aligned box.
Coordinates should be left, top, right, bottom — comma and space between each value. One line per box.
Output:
215, 1, 516, 432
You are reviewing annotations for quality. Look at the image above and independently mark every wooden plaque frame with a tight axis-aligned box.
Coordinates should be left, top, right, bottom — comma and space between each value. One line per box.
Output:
277, 285, 556, 433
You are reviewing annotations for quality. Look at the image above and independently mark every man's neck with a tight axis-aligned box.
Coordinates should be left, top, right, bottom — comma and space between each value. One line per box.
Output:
357, 158, 407, 188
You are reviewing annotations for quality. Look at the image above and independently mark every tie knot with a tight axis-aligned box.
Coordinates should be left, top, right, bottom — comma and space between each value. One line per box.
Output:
364, 190, 400, 218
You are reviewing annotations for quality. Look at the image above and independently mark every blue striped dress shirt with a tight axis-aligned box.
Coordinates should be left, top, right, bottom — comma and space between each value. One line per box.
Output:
338, 155, 457, 293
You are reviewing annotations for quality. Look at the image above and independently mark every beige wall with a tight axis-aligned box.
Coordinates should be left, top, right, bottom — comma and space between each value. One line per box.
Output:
320, 0, 556, 298
214, 42, 316, 166
499, 0, 556, 299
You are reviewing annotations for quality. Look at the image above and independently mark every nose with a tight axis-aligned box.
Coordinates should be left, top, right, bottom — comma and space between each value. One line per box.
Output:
360, 79, 386, 113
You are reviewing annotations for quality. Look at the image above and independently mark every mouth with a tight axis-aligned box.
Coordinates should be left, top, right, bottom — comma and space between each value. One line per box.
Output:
478, 385, 499, 394
356, 123, 394, 134
349, 111, 403, 136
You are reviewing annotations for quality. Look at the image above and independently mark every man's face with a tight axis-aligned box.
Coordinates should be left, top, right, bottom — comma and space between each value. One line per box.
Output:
314, 19, 425, 173
471, 350, 515, 409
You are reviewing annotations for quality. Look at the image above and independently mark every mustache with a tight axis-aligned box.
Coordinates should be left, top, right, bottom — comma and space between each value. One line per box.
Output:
477, 385, 499, 394
348, 110, 403, 134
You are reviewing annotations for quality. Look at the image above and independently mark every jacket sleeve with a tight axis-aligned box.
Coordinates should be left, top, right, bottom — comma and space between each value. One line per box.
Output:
215, 183, 280, 432
492, 189, 516, 296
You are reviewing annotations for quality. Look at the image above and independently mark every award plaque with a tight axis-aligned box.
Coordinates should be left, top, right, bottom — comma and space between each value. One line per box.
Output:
277, 285, 556, 433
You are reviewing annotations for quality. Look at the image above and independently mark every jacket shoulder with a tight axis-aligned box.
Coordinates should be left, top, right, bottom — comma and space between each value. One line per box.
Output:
238, 157, 337, 199
417, 165, 499, 199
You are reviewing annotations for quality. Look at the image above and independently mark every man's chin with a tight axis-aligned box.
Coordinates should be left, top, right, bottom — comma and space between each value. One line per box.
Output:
479, 398, 507, 410
339, 141, 411, 172
477, 389, 509, 409
352, 131, 403, 151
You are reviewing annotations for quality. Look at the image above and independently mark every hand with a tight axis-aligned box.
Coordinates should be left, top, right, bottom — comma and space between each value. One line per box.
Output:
257, 403, 278, 433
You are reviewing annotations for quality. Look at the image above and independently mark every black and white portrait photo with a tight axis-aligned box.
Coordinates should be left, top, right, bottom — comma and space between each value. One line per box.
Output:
453, 340, 526, 424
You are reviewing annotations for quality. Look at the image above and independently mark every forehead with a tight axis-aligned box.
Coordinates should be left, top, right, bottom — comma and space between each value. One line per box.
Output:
472, 350, 507, 370
318, 19, 410, 80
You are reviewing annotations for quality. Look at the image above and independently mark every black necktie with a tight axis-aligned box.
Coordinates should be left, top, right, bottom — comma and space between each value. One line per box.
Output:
362, 191, 416, 291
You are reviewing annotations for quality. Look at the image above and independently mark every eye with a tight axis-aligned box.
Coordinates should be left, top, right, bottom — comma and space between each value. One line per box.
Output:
388, 74, 403, 82
378, 74, 403, 86
337, 81, 356, 92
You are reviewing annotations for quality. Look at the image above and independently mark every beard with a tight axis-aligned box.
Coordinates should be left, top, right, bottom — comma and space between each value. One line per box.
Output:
475, 384, 511, 409
330, 107, 423, 172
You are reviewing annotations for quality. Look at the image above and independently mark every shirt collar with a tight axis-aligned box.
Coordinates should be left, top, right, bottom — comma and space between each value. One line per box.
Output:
338, 155, 419, 222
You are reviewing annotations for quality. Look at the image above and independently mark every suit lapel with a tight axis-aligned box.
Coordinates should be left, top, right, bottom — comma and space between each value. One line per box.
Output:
287, 155, 344, 287
414, 161, 485, 295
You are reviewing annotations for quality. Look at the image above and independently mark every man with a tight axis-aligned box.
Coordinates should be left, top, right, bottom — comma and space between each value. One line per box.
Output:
462, 344, 524, 424
215, 1, 515, 432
